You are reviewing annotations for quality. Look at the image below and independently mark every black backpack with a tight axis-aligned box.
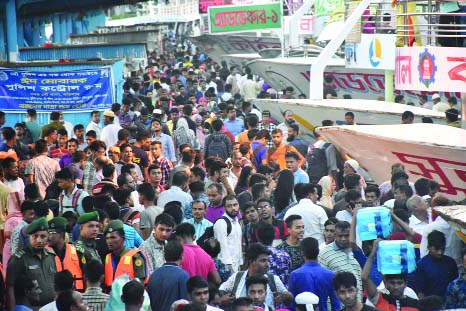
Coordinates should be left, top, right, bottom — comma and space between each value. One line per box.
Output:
206, 134, 229, 159
197, 216, 232, 249
307, 143, 330, 183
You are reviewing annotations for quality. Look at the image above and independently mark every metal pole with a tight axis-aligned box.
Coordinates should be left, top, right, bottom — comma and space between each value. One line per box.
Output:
281, 0, 285, 57
309, 0, 372, 99
5, 0, 18, 61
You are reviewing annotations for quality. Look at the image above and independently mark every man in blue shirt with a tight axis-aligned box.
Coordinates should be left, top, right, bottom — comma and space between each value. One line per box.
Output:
224, 106, 244, 137
0, 127, 16, 152
412, 230, 458, 298
147, 240, 189, 311
285, 151, 309, 185
288, 237, 340, 311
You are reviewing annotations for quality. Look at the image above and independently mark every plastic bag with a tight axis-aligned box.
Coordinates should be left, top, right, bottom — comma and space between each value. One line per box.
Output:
104, 274, 151, 311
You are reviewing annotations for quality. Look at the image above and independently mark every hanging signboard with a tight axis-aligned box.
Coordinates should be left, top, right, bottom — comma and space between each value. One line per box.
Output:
0, 67, 114, 112
345, 34, 396, 70
395, 46, 466, 92
208, 3, 282, 33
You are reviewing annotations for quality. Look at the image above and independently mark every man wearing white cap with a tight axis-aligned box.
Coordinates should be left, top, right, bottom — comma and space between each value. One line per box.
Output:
100, 110, 122, 149
295, 292, 319, 311
431, 94, 450, 112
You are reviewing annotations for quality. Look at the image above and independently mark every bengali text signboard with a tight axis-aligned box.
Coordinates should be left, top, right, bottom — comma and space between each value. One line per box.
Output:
0, 67, 114, 112
395, 46, 466, 92
345, 34, 396, 70
208, 3, 282, 33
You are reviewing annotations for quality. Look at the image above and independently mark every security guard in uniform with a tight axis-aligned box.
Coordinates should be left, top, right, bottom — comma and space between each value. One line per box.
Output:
103, 220, 148, 290
48, 217, 84, 291
6, 217, 57, 310
75, 211, 102, 271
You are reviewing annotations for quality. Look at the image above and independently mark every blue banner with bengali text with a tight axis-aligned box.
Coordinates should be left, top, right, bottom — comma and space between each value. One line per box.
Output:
0, 67, 114, 112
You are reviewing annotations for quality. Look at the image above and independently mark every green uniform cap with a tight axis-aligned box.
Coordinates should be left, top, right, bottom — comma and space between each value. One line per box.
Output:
77, 211, 99, 224
104, 219, 124, 235
26, 217, 49, 235
48, 217, 68, 231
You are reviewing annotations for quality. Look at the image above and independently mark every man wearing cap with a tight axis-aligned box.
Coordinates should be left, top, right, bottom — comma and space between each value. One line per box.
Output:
151, 118, 177, 164
432, 94, 450, 112
100, 110, 122, 149
75, 211, 102, 270
48, 217, 84, 292
6, 217, 57, 310
103, 220, 148, 289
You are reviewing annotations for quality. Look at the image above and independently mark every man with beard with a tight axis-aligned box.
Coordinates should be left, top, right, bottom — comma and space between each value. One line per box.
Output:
287, 124, 308, 158
103, 220, 148, 289
213, 195, 243, 273
265, 129, 304, 170
7, 217, 57, 310
276, 110, 295, 143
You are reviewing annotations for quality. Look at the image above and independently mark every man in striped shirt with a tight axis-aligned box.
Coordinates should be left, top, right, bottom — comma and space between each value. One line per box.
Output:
318, 221, 363, 301
82, 260, 109, 311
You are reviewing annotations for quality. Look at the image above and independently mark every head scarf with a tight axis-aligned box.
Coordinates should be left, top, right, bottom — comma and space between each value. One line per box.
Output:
318, 176, 334, 209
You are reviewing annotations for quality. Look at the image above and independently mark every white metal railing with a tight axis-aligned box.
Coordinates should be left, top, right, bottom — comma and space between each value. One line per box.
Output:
394, 0, 465, 47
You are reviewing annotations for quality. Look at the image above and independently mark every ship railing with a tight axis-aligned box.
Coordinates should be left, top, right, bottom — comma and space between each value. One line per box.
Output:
360, 0, 466, 47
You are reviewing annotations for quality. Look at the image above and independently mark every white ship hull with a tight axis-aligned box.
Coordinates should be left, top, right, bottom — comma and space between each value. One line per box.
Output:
317, 124, 466, 201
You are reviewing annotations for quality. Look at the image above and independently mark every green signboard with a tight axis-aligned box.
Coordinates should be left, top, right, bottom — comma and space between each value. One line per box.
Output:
208, 3, 282, 33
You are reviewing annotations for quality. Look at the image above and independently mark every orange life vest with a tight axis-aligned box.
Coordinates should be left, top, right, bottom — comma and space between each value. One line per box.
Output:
104, 249, 148, 287
53, 244, 84, 291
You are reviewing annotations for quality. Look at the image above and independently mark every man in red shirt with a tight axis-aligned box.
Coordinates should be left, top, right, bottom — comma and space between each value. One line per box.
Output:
174, 223, 221, 286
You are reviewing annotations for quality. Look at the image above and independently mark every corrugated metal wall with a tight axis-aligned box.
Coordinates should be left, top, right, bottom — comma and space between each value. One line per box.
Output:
4, 60, 125, 130
69, 30, 162, 52
19, 43, 147, 61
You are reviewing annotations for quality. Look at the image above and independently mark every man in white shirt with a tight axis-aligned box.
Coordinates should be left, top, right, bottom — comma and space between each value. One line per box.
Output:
406, 195, 430, 235
214, 195, 243, 273
226, 67, 241, 95
2, 157, 25, 203
432, 93, 450, 112
284, 183, 328, 244
100, 110, 122, 149
336, 190, 363, 224
240, 74, 260, 100
157, 171, 193, 215
219, 243, 293, 309
276, 110, 295, 144
86, 111, 102, 139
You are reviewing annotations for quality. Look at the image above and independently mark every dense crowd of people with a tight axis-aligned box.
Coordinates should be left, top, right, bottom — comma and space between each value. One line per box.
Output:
0, 36, 465, 311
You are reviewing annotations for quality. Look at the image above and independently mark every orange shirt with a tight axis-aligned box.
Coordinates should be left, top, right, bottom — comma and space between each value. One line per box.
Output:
265, 144, 305, 170
237, 130, 249, 144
